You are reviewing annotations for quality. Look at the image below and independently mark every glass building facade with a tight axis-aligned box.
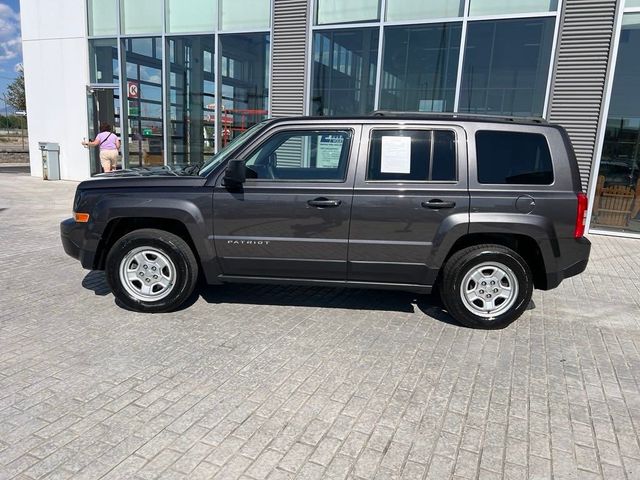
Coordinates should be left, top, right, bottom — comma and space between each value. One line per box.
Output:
310, 0, 559, 117
87, 0, 271, 169
590, 8, 640, 236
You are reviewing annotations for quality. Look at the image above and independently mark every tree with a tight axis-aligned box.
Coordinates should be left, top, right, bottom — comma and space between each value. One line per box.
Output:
5, 65, 25, 112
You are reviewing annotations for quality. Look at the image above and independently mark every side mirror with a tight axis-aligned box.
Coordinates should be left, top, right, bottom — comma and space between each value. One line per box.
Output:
223, 159, 246, 186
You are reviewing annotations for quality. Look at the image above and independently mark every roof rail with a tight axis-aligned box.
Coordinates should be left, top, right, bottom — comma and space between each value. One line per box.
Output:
370, 110, 548, 124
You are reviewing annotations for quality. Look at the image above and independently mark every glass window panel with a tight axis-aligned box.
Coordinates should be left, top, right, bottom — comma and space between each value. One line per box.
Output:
459, 17, 555, 117
89, 39, 119, 83
592, 14, 640, 234
626, 0, 640, 7
476, 131, 553, 184
379, 23, 461, 113
121, 0, 163, 34
367, 130, 457, 182
88, 0, 118, 36
167, 0, 215, 32
386, 0, 463, 22
167, 36, 216, 168
311, 28, 379, 116
220, 33, 270, 148
316, 0, 380, 25
219, 0, 270, 30
245, 131, 352, 181
469, 0, 558, 16
123, 37, 164, 168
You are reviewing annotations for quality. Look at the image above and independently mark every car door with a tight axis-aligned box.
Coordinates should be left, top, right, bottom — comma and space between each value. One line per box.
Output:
348, 123, 469, 286
212, 123, 361, 280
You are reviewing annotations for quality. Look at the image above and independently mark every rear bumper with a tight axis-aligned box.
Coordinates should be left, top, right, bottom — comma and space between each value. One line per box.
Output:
544, 236, 591, 290
60, 218, 96, 269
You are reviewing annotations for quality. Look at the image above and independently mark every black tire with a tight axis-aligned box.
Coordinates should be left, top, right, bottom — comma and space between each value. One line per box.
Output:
105, 228, 199, 313
440, 244, 533, 329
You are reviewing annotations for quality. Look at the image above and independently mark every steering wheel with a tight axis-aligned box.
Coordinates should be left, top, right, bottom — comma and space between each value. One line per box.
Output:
265, 152, 277, 179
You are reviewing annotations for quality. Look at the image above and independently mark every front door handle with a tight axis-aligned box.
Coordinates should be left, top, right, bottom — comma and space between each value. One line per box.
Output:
422, 199, 456, 209
307, 197, 342, 208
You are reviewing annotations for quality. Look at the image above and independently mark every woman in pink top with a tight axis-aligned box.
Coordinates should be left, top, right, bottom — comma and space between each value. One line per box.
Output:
82, 123, 121, 172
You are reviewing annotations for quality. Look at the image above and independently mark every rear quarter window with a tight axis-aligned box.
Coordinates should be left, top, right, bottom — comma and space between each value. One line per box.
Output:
475, 130, 554, 185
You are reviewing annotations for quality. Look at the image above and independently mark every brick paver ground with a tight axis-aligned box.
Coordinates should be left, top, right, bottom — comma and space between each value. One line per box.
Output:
1, 174, 640, 480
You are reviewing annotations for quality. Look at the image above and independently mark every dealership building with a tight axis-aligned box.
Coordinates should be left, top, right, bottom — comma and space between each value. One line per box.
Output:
20, 0, 640, 238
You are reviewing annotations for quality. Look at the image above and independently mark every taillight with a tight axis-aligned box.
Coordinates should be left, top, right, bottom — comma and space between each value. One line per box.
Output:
575, 192, 588, 238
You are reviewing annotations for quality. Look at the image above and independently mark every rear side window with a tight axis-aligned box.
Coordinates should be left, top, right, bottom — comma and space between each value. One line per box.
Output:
476, 131, 554, 185
367, 130, 457, 181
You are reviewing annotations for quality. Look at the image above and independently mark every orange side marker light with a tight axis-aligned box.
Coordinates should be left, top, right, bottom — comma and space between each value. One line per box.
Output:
74, 212, 90, 223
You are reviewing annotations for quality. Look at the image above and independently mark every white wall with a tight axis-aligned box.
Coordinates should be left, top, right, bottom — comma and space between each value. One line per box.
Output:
20, 0, 91, 181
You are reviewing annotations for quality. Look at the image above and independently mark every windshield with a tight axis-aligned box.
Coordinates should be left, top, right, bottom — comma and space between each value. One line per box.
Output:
199, 121, 269, 176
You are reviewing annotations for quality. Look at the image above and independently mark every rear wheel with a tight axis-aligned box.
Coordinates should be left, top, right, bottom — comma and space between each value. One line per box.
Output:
440, 244, 533, 329
105, 228, 198, 313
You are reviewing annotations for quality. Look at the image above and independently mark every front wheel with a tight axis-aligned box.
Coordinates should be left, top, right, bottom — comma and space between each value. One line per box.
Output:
105, 229, 199, 313
440, 244, 533, 329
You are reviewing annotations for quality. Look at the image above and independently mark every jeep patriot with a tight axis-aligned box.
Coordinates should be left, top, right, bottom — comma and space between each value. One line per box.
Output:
61, 113, 591, 328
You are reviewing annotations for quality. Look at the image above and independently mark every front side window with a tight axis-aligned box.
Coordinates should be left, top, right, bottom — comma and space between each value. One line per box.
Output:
245, 130, 352, 182
367, 130, 457, 182
475, 130, 553, 185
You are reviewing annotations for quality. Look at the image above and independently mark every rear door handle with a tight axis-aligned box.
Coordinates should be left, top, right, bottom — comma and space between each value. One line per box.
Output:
307, 198, 342, 208
422, 199, 456, 209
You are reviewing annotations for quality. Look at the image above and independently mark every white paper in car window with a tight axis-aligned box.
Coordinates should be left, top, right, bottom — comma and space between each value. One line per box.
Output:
316, 134, 344, 168
381, 136, 411, 174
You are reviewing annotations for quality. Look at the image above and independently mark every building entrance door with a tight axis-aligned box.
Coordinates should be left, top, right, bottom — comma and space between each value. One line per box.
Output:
87, 86, 121, 175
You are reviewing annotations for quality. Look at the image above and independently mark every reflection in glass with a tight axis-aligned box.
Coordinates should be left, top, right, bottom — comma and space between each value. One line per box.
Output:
166, 0, 215, 33
123, 37, 164, 167
88, 0, 118, 36
219, 0, 271, 30
89, 39, 119, 84
316, 0, 380, 25
311, 28, 378, 116
379, 24, 461, 112
87, 88, 122, 175
469, 0, 557, 16
386, 0, 463, 22
121, 0, 163, 34
167, 36, 216, 167
459, 17, 554, 116
219, 33, 270, 147
592, 14, 640, 233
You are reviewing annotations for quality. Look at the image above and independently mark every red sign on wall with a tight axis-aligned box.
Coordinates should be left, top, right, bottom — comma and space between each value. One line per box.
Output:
127, 81, 139, 99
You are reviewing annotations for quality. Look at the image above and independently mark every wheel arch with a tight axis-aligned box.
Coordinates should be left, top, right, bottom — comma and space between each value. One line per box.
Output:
443, 233, 547, 289
93, 217, 200, 271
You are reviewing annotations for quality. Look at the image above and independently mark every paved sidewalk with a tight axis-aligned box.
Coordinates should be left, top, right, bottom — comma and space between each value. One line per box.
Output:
1, 174, 639, 480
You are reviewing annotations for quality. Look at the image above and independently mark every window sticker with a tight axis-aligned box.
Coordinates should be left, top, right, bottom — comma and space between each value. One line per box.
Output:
381, 136, 411, 174
316, 134, 344, 168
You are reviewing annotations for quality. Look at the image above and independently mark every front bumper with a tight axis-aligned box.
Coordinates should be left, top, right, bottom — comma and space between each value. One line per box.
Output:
544, 236, 591, 290
60, 218, 96, 269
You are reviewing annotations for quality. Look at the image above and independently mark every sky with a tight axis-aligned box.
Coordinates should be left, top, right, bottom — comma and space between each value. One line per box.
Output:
0, 0, 22, 112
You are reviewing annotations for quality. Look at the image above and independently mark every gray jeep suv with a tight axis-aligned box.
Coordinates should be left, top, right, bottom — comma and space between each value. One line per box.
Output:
61, 112, 591, 328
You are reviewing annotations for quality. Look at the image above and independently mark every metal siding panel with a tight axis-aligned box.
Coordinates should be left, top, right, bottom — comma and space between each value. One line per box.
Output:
548, 0, 617, 189
271, 0, 309, 118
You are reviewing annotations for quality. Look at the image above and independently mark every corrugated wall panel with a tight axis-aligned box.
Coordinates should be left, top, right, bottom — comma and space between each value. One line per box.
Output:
548, 0, 618, 189
271, 0, 309, 118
